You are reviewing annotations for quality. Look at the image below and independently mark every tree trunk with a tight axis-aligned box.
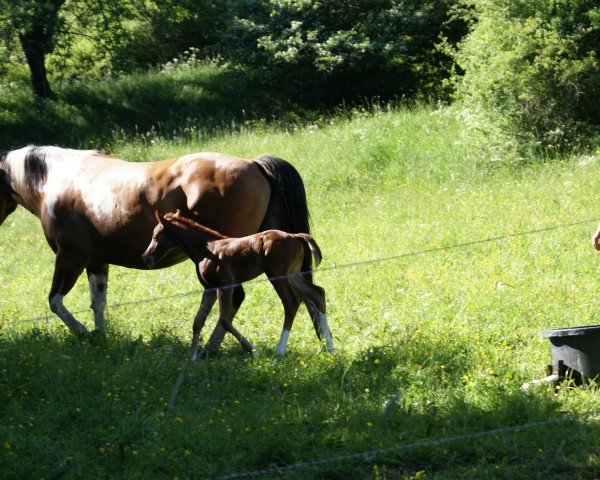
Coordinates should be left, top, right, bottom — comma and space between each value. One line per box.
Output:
16, 0, 66, 99
20, 29, 54, 99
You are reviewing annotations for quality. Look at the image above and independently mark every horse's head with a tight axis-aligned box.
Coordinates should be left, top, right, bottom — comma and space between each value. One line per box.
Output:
142, 211, 179, 268
0, 166, 17, 226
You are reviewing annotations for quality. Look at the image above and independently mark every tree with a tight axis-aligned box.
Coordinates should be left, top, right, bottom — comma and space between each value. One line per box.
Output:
218, 0, 465, 103
453, 0, 600, 160
0, 0, 66, 98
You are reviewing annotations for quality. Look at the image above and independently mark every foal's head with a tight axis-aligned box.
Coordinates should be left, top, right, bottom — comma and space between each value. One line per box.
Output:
142, 211, 180, 268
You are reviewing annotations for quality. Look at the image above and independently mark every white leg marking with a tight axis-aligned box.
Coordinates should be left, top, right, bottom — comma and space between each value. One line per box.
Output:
88, 273, 107, 332
49, 293, 89, 335
319, 313, 335, 353
275, 328, 291, 357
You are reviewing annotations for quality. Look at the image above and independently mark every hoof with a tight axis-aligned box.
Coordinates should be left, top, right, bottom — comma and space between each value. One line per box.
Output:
197, 347, 219, 360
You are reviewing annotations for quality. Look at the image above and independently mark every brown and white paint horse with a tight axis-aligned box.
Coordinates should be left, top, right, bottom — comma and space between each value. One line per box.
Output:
142, 211, 333, 358
0, 146, 311, 352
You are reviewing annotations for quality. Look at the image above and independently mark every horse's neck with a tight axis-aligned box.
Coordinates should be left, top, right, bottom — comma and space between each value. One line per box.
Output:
2, 146, 90, 217
167, 222, 219, 262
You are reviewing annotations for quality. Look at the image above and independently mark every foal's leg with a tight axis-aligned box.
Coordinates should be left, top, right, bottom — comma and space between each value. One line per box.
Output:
86, 263, 109, 334
190, 289, 217, 361
217, 287, 257, 354
49, 251, 90, 336
201, 286, 245, 356
269, 277, 301, 357
289, 274, 334, 353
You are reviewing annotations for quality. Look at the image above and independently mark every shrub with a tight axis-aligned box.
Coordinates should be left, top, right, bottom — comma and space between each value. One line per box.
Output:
452, 0, 600, 161
218, 0, 465, 104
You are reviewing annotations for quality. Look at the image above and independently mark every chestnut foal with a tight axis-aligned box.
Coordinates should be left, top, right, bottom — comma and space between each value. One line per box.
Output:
142, 211, 334, 359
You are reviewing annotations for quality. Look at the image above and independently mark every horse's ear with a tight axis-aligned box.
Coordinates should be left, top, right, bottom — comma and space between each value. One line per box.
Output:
154, 210, 163, 225
174, 209, 181, 217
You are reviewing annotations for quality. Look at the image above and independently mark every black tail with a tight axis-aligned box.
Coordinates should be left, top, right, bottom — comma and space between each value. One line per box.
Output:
254, 154, 311, 234
254, 154, 313, 279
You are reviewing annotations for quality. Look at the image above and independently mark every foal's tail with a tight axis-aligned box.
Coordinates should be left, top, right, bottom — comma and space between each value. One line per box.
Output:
294, 233, 322, 268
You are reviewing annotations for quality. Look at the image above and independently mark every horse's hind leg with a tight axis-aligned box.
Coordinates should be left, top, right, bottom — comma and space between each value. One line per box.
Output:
289, 275, 334, 353
190, 289, 217, 361
269, 278, 301, 357
216, 287, 257, 354
87, 263, 109, 334
201, 286, 245, 357
49, 251, 90, 336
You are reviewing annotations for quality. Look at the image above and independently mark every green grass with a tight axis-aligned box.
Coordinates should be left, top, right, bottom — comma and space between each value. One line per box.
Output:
2, 105, 600, 479
0, 65, 316, 150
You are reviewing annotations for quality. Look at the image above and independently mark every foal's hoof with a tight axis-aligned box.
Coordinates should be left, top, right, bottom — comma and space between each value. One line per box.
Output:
196, 347, 219, 360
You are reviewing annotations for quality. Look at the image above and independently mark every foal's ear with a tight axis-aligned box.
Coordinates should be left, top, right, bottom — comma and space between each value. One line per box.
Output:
154, 210, 163, 225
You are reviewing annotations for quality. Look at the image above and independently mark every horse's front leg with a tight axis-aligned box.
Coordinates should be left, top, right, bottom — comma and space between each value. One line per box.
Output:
201, 286, 245, 356
87, 263, 109, 334
49, 251, 90, 336
190, 289, 217, 361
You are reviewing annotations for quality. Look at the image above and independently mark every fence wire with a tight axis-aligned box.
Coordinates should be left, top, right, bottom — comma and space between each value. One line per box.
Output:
4, 216, 600, 478
217, 410, 600, 479
2, 217, 598, 328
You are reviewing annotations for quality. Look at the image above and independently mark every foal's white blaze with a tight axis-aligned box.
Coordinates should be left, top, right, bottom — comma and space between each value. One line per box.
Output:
275, 328, 291, 356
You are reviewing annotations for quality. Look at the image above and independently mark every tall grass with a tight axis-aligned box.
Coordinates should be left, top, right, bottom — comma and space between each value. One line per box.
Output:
2, 105, 600, 479
0, 64, 318, 150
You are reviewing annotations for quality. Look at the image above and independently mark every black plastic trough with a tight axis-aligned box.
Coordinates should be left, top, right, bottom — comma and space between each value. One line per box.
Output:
543, 325, 600, 381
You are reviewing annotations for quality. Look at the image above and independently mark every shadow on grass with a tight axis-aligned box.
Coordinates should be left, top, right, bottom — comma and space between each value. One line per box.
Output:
0, 327, 597, 479
0, 67, 317, 150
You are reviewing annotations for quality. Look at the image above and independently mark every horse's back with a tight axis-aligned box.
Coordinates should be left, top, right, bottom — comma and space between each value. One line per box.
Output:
36, 148, 271, 268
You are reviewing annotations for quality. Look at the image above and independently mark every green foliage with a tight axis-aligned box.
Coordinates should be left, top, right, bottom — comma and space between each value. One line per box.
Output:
105, 0, 229, 73
216, 0, 466, 103
0, 62, 328, 149
0, 0, 465, 104
453, 0, 600, 161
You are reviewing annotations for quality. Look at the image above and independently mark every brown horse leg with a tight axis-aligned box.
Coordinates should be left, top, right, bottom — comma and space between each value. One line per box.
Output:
190, 289, 217, 361
269, 278, 301, 357
289, 274, 334, 353
201, 286, 245, 357
49, 251, 90, 336
216, 287, 257, 354
86, 263, 109, 334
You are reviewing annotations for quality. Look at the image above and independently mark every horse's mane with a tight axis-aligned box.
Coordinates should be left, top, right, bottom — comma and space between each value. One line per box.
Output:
3, 146, 97, 194
163, 211, 228, 240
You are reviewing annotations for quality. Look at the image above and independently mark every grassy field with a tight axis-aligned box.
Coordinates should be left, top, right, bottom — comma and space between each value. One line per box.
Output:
2, 105, 600, 479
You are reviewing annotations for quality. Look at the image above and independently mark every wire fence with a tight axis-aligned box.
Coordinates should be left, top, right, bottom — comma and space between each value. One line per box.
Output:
3, 216, 598, 328
217, 410, 600, 479
4, 216, 600, 478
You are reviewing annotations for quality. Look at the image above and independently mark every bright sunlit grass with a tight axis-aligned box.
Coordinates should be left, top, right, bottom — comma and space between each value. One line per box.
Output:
1, 105, 600, 479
